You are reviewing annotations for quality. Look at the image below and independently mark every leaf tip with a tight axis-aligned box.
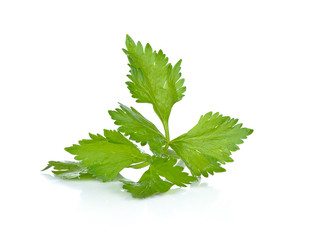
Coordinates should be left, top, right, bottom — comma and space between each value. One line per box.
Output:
247, 128, 254, 135
41, 163, 52, 171
125, 34, 135, 48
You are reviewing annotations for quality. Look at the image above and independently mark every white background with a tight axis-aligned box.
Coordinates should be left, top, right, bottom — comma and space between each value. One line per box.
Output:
1, 0, 327, 239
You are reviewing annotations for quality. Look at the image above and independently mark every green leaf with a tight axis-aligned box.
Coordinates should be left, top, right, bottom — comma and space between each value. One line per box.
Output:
44, 35, 254, 199
108, 103, 166, 154
149, 156, 197, 187
42, 161, 92, 179
122, 156, 197, 198
162, 148, 181, 159
65, 130, 148, 182
122, 170, 173, 199
123, 34, 186, 124
170, 112, 253, 177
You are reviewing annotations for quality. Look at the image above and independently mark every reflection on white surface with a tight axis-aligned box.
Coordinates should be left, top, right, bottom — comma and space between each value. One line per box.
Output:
43, 173, 231, 225
40, 173, 235, 239
36, 157, 328, 240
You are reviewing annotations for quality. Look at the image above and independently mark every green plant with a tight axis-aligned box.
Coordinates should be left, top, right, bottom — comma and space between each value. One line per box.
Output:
42, 35, 253, 198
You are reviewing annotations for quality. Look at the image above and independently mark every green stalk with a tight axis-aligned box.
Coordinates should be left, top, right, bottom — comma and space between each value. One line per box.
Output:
162, 120, 170, 152
163, 120, 170, 142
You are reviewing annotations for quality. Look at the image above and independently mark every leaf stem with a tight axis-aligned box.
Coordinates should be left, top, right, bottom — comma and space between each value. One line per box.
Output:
162, 120, 170, 152
163, 120, 170, 142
